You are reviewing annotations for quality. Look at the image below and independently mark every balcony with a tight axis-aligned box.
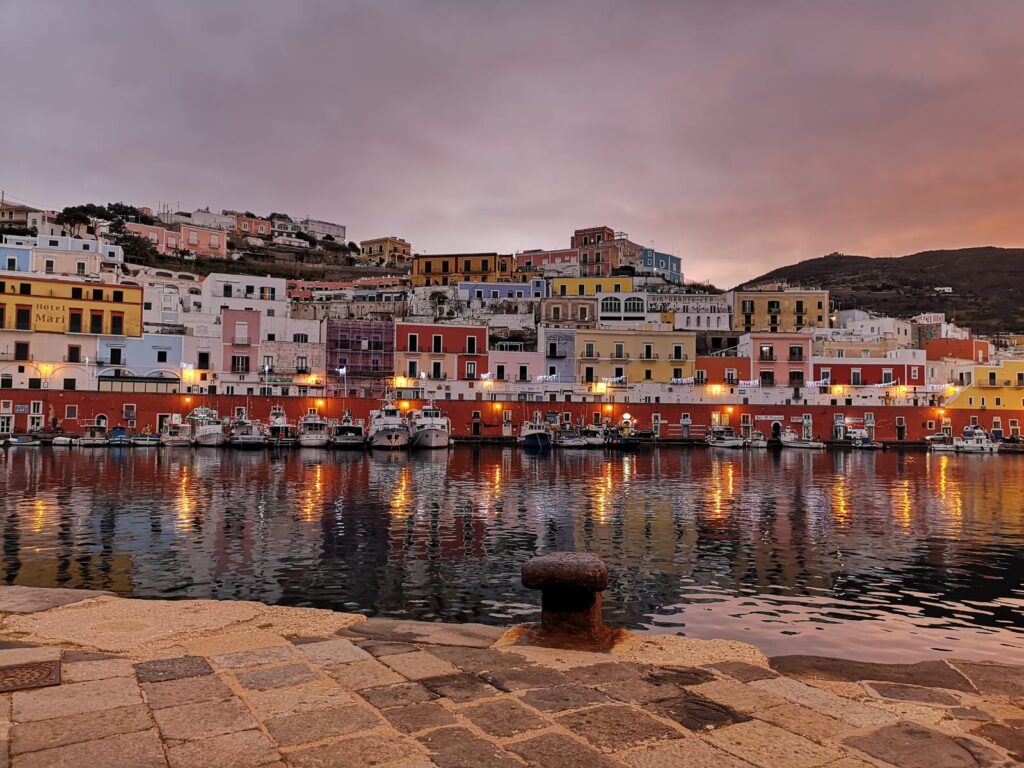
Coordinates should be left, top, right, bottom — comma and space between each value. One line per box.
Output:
611, 352, 630, 360
669, 354, 688, 362
232, 336, 250, 346
230, 366, 251, 374
759, 354, 776, 362
580, 351, 598, 360
788, 354, 804, 362
0, 352, 33, 362
546, 350, 567, 359
767, 307, 782, 315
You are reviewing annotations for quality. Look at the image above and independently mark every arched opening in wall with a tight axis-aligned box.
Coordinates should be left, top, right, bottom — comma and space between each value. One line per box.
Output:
95, 414, 108, 428
771, 421, 782, 439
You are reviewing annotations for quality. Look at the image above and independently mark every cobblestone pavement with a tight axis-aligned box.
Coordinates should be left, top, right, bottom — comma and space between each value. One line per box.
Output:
0, 588, 1022, 767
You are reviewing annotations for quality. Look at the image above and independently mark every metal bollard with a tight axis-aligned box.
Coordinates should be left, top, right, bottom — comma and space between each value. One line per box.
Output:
521, 552, 617, 648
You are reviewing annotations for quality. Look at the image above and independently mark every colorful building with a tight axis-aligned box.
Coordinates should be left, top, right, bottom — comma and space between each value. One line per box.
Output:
576, 327, 695, 384
360, 237, 411, 263
638, 248, 683, 284
551, 276, 634, 297
410, 253, 514, 288
325, 318, 395, 398
730, 285, 829, 333
125, 222, 228, 259
394, 322, 488, 381
739, 332, 814, 387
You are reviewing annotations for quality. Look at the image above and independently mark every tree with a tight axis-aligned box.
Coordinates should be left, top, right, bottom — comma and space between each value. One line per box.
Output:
347, 241, 360, 253
322, 234, 335, 242
54, 207, 93, 238
267, 212, 291, 222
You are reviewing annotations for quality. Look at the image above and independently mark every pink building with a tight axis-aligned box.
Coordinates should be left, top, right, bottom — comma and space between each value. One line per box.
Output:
221, 309, 261, 376
231, 214, 272, 240
126, 222, 228, 259
741, 332, 814, 388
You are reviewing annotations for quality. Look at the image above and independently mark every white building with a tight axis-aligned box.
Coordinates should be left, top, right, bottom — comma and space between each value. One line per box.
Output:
297, 217, 346, 242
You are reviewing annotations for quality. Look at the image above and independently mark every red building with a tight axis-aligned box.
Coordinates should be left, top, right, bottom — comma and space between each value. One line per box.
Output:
693, 356, 752, 384
812, 354, 926, 387
394, 322, 488, 381
925, 338, 990, 363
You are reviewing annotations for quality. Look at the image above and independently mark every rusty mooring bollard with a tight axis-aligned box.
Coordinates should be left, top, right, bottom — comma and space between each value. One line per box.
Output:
521, 552, 615, 648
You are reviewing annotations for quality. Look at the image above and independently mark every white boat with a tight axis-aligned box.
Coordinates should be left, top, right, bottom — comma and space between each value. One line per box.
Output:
926, 432, 956, 453
707, 426, 745, 448
229, 419, 267, 449
297, 413, 331, 448
409, 403, 451, 449
554, 429, 588, 448
368, 396, 410, 450
848, 428, 882, 450
159, 420, 193, 447
132, 433, 160, 447
6, 434, 40, 447
267, 416, 298, 449
52, 434, 80, 447
79, 421, 109, 447
517, 419, 552, 450
582, 425, 606, 447
746, 430, 768, 449
189, 407, 226, 447
330, 411, 366, 448
954, 427, 999, 454
780, 427, 826, 450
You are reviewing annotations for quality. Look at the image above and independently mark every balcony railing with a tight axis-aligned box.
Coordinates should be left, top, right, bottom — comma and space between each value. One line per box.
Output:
788, 354, 804, 361
0, 352, 33, 362
232, 336, 250, 346
611, 352, 629, 360
759, 354, 776, 361
639, 353, 659, 360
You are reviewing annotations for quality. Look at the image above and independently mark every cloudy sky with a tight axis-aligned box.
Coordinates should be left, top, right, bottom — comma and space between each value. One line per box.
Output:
3, 1, 1023, 286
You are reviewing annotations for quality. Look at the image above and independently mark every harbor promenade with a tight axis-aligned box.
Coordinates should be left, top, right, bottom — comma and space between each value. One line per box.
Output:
0, 587, 1020, 767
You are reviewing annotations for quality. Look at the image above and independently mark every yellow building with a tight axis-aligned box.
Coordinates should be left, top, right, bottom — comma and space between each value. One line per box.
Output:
360, 236, 412, 264
576, 327, 696, 384
552, 276, 634, 297
410, 253, 513, 287
731, 284, 829, 333
0, 275, 143, 338
946, 359, 1024, 411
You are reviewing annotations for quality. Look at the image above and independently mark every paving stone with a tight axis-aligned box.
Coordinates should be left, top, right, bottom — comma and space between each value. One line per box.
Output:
344, 618, 504, 649
61, 659, 135, 683
688, 679, 790, 714
870, 682, 960, 706
360, 682, 437, 710
142, 674, 234, 709
12, 676, 142, 721
949, 706, 993, 722
289, 732, 424, 768
625, 738, 753, 768
416, 726, 522, 768
706, 720, 843, 768
953, 662, 1024, 698
845, 721, 983, 768
153, 697, 258, 742
384, 701, 458, 734
422, 674, 501, 704
646, 666, 715, 687
300, 639, 372, 666
12, 727, 165, 768
821, 760, 875, 768
973, 722, 1024, 760
10, 703, 152, 755
481, 664, 571, 692
166, 728, 280, 768
245, 683, 352, 718
556, 703, 679, 751
507, 732, 621, 767
0, 586, 110, 614
598, 677, 692, 704
709, 661, 780, 683
460, 698, 549, 737
134, 656, 213, 683
211, 646, 297, 669
0, 648, 61, 666
751, 676, 893, 727
288, 636, 332, 646
519, 684, 611, 713
326, 658, 406, 690
358, 641, 419, 657
955, 736, 1017, 768
264, 703, 381, 747
755, 703, 850, 742
60, 651, 118, 662
566, 662, 653, 686
652, 694, 749, 731
381, 651, 461, 681
769, 656, 974, 692
235, 663, 319, 691
424, 647, 528, 675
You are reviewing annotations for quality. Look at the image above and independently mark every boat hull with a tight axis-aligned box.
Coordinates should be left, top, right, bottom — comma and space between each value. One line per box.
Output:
194, 430, 226, 447
331, 435, 365, 449
707, 438, 745, 448
297, 435, 330, 448
160, 437, 191, 447
370, 428, 410, 450
132, 436, 159, 447
519, 432, 551, 450
230, 436, 266, 449
411, 428, 450, 449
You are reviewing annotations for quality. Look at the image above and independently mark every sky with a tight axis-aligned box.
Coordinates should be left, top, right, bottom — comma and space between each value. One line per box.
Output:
3, 0, 1024, 288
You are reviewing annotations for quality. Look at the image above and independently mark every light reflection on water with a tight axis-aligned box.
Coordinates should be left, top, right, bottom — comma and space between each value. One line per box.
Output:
1, 446, 1023, 662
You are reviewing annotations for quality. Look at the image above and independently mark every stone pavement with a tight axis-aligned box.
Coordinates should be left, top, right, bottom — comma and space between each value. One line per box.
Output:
0, 588, 1022, 767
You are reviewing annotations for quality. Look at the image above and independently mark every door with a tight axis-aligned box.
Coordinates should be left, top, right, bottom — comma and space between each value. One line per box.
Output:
896, 422, 906, 440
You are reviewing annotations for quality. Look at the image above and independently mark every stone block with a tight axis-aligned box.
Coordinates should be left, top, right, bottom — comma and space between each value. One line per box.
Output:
10, 703, 152, 755
235, 663, 319, 691
142, 674, 234, 710
0, 586, 109, 614
460, 699, 549, 737
424, 647, 526, 675
153, 697, 258, 742
358, 641, 419, 658
0, 648, 60, 666
416, 726, 521, 768
289, 732, 424, 768
769, 656, 974, 692
481, 664, 570, 692
264, 703, 380, 747
755, 703, 850, 742
507, 733, 621, 767
326, 658, 405, 690
519, 684, 610, 713
359, 682, 436, 710
300, 639, 372, 666
869, 682, 960, 706
625, 738, 751, 768
166, 728, 281, 768
751, 677, 893, 728
709, 661, 779, 683
705, 720, 843, 768
845, 721, 983, 768
567, 662, 652, 686
13, 676, 142, 722
421, 674, 500, 704
382, 652, 461, 681
953, 662, 1024, 698
245, 683, 352, 718
384, 701, 458, 734
556, 703, 680, 751
134, 656, 213, 684
60, 659, 135, 683
688, 679, 789, 714
344, 618, 504, 649
12, 728, 165, 768
211, 646, 297, 669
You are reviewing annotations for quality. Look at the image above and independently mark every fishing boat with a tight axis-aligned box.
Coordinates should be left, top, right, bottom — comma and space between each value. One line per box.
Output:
51, 433, 80, 447
746, 430, 768, 449
954, 427, 999, 454
706, 425, 745, 448
603, 426, 640, 450
229, 419, 267, 449
6, 433, 40, 447
297, 412, 331, 448
925, 432, 955, 453
517, 418, 552, 450
267, 415, 298, 449
330, 411, 366, 448
159, 419, 193, 447
848, 428, 882, 450
190, 407, 226, 447
780, 427, 826, 450
132, 429, 160, 447
368, 395, 411, 450
79, 421, 109, 447
108, 425, 132, 448
553, 427, 588, 448
582, 425, 606, 447
408, 402, 452, 449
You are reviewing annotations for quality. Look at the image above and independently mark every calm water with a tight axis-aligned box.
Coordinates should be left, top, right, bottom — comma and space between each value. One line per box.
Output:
2, 446, 1022, 662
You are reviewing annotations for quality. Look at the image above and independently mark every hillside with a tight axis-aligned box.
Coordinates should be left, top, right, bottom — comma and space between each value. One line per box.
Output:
740, 247, 1024, 334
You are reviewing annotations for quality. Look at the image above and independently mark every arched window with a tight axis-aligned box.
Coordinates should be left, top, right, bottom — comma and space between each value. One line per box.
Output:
624, 297, 645, 314
600, 297, 621, 314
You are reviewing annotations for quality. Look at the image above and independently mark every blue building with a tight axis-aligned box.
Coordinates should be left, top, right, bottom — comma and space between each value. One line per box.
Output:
639, 248, 683, 284
457, 278, 546, 301
0, 245, 31, 273
98, 334, 184, 382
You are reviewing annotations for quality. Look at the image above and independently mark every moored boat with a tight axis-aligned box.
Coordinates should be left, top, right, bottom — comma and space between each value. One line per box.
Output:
108, 425, 132, 448
603, 426, 640, 450
954, 427, 999, 454
848, 428, 883, 450
6, 433, 40, 447
297, 412, 331, 448
190, 407, 227, 447
368, 395, 411, 450
159, 419, 193, 447
330, 411, 366, 448
52, 433, 80, 447
746, 430, 768, 449
408, 402, 452, 449
132, 432, 160, 447
926, 432, 956, 453
706, 425, 745, 448
581, 425, 606, 447
79, 421, 109, 447
229, 419, 267, 449
267, 416, 298, 449
780, 427, 826, 450
517, 418, 552, 450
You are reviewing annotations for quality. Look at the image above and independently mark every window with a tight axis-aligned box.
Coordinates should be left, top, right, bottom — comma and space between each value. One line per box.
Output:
156, 350, 168, 363
210, 234, 220, 247
231, 355, 250, 373
432, 335, 442, 353
465, 361, 477, 379
673, 345, 683, 360
552, 306, 561, 320
143, 302, 152, 310
496, 364, 506, 381
197, 351, 210, 369
407, 360, 419, 377
643, 344, 653, 360
613, 343, 625, 359
518, 365, 528, 382
92, 288, 103, 301
882, 369, 894, 384
601, 297, 621, 314
112, 290, 123, 303
71, 286, 83, 299
0, 375, 10, 389
110, 313, 124, 335
851, 369, 862, 385
15, 307, 30, 331
910, 367, 920, 380
789, 370, 805, 386
466, 336, 477, 354
262, 355, 274, 371
695, 369, 707, 384
19, 283, 30, 295
408, 333, 418, 352
242, 222, 249, 232
28, 378, 41, 389
584, 341, 596, 357
759, 344, 774, 361
65, 405, 78, 419
109, 348, 123, 365
645, 369, 652, 380
44, 259, 54, 274
189, 231, 199, 245
292, 333, 308, 343
759, 370, 775, 386
67, 346, 81, 363
584, 366, 595, 383
788, 345, 803, 361
15, 342, 29, 361
90, 311, 103, 334
296, 356, 309, 372
63, 378, 76, 391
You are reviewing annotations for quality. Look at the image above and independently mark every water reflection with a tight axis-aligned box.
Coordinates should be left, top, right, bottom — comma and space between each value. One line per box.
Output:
1, 446, 1022, 661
